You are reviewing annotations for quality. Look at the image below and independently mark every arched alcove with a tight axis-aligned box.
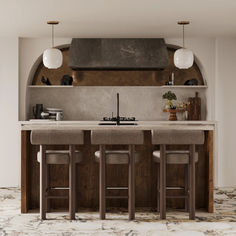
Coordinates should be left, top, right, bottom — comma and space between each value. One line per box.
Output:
25, 43, 207, 121
29, 45, 205, 86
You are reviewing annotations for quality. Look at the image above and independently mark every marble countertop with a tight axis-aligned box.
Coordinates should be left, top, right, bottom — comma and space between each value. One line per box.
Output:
20, 120, 217, 131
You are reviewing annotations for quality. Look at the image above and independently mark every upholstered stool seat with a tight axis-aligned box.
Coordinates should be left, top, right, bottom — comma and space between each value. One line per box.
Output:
31, 129, 84, 145
153, 150, 198, 164
37, 150, 83, 164
94, 150, 141, 164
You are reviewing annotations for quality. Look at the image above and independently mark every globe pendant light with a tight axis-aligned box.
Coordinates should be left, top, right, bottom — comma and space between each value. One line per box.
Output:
43, 21, 63, 69
174, 21, 194, 69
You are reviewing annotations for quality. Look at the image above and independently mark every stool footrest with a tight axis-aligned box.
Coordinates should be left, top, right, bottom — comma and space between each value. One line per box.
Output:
106, 196, 128, 199
166, 195, 188, 199
106, 187, 128, 190
166, 187, 185, 190
50, 187, 69, 190
47, 195, 69, 199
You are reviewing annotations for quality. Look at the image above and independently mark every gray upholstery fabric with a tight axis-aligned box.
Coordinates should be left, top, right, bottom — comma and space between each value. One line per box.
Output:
91, 130, 144, 145
37, 150, 83, 164
151, 130, 204, 145
31, 130, 84, 145
94, 150, 141, 164
153, 150, 198, 164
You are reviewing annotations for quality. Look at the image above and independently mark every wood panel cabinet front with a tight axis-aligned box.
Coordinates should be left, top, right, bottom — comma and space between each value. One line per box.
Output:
21, 130, 213, 213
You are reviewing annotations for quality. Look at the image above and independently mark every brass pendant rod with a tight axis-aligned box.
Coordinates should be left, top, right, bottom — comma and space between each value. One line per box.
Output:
178, 21, 189, 48
47, 21, 59, 48
51, 24, 54, 48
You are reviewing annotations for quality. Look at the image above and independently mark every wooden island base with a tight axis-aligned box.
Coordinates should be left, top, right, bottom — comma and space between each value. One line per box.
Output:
21, 130, 214, 213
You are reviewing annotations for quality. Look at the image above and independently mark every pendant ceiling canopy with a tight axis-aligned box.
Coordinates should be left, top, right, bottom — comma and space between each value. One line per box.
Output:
43, 21, 63, 69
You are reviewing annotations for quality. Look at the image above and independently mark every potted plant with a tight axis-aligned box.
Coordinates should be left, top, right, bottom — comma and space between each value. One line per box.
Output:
162, 91, 177, 109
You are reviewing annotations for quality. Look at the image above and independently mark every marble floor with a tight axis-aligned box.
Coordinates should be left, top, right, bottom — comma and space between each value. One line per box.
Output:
1, 188, 236, 235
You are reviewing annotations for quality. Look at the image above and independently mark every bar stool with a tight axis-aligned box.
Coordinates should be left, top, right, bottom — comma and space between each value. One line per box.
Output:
30, 129, 84, 220
151, 130, 204, 220
91, 130, 144, 220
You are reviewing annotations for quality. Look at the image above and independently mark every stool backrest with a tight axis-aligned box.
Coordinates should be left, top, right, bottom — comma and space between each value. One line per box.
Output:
31, 130, 84, 145
151, 130, 204, 145
91, 130, 144, 145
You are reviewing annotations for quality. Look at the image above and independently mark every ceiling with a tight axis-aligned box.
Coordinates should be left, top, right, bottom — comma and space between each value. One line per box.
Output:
1, 0, 236, 38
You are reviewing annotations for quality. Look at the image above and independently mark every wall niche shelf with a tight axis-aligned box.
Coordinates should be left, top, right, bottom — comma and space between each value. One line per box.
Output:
161, 85, 207, 88
28, 85, 207, 88
28, 85, 74, 88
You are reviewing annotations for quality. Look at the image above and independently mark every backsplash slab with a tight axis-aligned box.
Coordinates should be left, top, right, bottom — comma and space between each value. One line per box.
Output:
27, 87, 206, 121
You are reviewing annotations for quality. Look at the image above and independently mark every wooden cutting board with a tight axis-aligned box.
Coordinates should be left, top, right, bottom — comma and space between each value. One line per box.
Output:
187, 92, 201, 120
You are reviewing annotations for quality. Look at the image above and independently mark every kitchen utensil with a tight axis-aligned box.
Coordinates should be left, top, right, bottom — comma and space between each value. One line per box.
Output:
187, 92, 201, 120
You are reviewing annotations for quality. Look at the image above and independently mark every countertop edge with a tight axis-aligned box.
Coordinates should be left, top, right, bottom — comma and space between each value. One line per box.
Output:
20, 120, 217, 131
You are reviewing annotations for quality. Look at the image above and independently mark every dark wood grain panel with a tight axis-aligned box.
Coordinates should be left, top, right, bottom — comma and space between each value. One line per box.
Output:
21, 131, 30, 213
22, 130, 213, 212
206, 130, 214, 213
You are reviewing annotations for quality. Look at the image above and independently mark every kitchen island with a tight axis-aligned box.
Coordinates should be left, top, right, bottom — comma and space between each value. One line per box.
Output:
21, 120, 215, 214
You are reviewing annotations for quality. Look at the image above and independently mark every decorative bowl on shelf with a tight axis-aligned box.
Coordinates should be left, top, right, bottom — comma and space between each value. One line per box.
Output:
163, 108, 185, 121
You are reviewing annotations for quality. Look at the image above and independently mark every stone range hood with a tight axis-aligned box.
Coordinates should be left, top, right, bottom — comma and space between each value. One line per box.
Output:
68, 38, 169, 70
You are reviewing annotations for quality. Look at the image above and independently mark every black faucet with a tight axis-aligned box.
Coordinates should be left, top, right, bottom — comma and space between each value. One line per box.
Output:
116, 93, 120, 125
99, 93, 137, 126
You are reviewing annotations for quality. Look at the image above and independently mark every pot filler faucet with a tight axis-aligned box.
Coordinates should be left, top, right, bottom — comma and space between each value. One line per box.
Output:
116, 93, 120, 125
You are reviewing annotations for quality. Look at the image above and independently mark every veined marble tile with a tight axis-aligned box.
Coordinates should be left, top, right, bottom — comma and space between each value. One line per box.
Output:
0, 187, 236, 235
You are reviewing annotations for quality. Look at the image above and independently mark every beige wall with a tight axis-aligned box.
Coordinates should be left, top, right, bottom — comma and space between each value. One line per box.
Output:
215, 38, 236, 187
0, 38, 19, 186
1, 36, 233, 187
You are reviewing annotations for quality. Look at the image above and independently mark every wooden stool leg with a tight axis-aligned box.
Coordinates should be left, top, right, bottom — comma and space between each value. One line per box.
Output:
40, 145, 46, 220
69, 145, 76, 220
184, 164, 189, 212
189, 144, 196, 220
75, 164, 78, 213
128, 145, 135, 220
99, 145, 106, 220
46, 164, 50, 212
160, 144, 166, 220
157, 164, 160, 212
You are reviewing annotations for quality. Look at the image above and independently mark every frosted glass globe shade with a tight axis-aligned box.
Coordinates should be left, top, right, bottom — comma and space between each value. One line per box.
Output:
174, 48, 194, 69
43, 48, 63, 69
